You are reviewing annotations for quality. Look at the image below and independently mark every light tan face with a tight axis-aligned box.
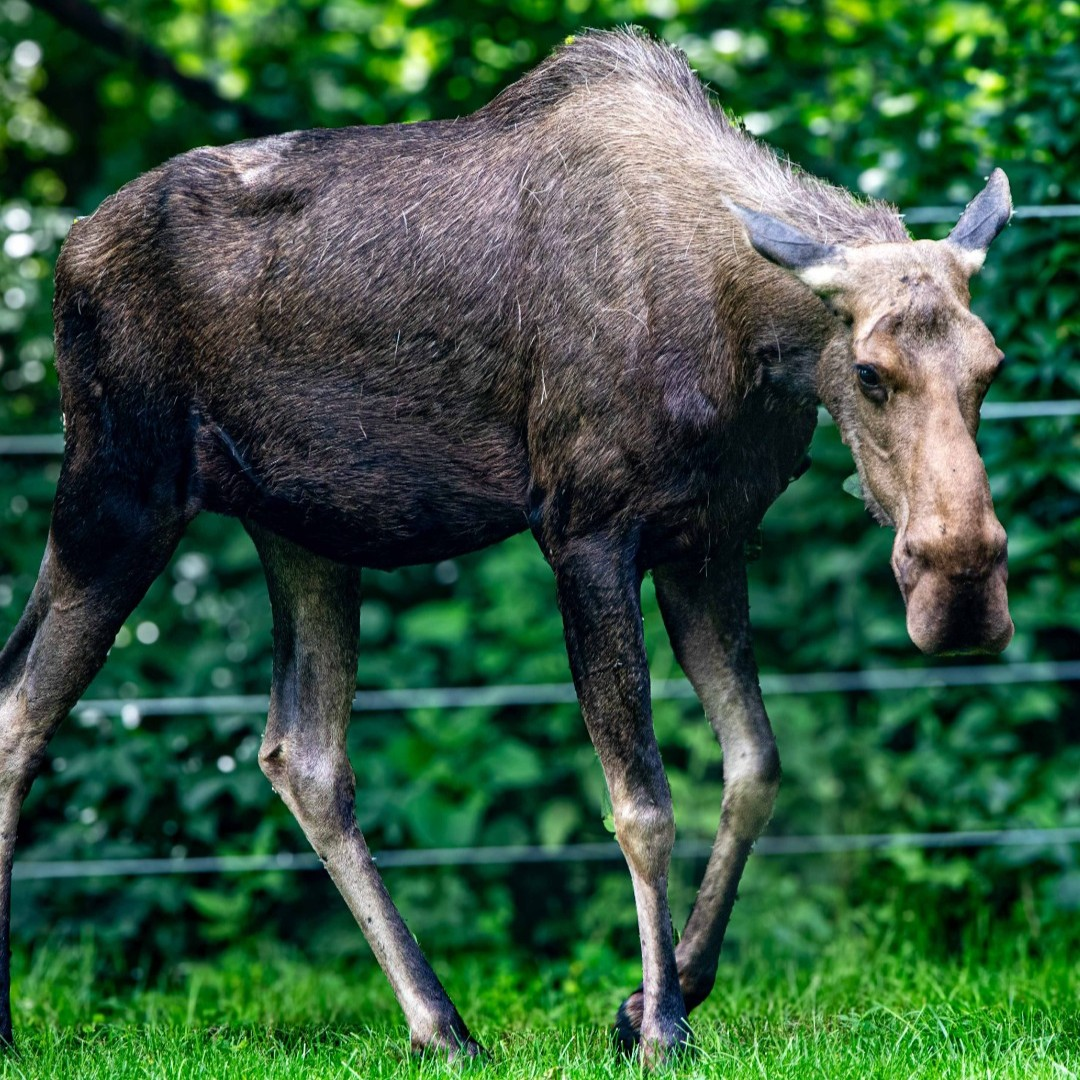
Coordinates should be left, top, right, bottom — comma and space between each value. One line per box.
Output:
733, 170, 1014, 655
826, 241, 1012, 654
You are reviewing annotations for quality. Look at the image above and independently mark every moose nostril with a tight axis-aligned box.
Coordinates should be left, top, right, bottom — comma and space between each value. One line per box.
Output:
904, 531, 935, 565
988, 525, 1008, 564
903, 521, 1005, 580
947, 526, 1008, 581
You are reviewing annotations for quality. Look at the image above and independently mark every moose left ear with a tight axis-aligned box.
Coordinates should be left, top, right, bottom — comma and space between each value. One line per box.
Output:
946, 168, 1013, 274
729, 203, 848, 294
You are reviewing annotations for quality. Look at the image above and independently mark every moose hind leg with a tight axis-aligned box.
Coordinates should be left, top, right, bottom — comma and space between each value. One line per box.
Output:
0, 468, 187, 1044
249, 527, 479, 1058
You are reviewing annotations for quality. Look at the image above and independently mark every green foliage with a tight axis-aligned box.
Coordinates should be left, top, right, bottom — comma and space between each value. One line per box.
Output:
0, 0, 1077, 966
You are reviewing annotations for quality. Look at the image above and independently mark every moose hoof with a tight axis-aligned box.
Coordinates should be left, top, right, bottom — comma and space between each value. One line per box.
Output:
445, 1037, 485, 1063
411, 1022, 485, 1063
614, 989, 690, 1065
614, 989, 645, 1053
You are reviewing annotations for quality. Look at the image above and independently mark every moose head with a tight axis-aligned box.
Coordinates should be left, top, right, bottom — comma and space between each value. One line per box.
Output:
735, 170, 1014, 655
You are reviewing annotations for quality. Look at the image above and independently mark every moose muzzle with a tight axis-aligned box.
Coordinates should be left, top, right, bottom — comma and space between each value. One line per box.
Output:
892, 512, 1012, 655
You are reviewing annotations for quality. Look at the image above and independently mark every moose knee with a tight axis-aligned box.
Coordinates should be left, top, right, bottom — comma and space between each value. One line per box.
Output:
614, 797, 676, 882
259, 738, 355, 835
722, 743, 780, 841
0, 689, 57, 796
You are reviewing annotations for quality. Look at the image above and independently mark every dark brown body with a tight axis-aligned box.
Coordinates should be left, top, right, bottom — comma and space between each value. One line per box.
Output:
55, 40, 833, 576
0, 30, 1013, 1063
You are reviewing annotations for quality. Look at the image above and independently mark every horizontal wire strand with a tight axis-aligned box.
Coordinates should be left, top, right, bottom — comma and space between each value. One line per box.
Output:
63, 661, 1080, 723
904, 203, 1080, 223
2, 400, 1077, 456
14, 827, 1080, 880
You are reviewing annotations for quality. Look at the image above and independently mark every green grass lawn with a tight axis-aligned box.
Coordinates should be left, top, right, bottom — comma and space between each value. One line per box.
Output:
1, 932, 1077, 1078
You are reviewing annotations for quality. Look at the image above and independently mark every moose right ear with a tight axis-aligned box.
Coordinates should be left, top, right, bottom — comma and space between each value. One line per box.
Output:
729, 203, 848, 294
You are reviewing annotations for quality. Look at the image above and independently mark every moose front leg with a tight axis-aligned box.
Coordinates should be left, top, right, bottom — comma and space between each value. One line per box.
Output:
616, 556, 779, 1033
551, 535, 688, 1063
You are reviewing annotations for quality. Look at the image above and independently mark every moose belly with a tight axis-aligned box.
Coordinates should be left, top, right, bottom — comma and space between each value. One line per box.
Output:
191, 405, 531, 569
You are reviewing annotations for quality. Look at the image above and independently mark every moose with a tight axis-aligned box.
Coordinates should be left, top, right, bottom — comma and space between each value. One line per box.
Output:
0, 29, 1013, 1063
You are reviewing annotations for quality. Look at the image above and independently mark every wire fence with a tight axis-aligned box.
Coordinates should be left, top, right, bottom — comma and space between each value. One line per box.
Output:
6, 659, 1069, 883
14, 827, 1080, 881
3, 198, 1077, 885
0, 201, 1077, 458
66, 659, 1080, 725
1, 399, 1077, 456
904, 202, 1080, 223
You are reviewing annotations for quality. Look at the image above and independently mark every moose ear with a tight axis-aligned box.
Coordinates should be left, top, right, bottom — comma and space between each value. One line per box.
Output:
946, 168, 1012, 274
729, 203, 847, 294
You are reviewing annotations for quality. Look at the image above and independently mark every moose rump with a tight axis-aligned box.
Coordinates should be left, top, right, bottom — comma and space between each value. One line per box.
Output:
55, 125, 540, 569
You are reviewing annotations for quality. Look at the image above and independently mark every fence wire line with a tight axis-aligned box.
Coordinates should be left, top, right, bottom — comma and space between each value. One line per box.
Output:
14, 827, 1080, 881
904, 203, 1080, 223
1, 399, 1077, 457
66, 660, 1080, 723
0, 435, 64, 456
815, 400, 1080, 426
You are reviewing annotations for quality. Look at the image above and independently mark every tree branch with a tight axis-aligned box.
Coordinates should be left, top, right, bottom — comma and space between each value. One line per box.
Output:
30, 0, 279, 138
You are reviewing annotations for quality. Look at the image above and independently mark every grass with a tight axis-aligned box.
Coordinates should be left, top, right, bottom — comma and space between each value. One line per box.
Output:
1, 931, 1077, 1078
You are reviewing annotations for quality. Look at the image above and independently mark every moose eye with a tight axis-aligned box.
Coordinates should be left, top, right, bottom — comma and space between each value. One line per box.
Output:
854, 364, 887, 401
